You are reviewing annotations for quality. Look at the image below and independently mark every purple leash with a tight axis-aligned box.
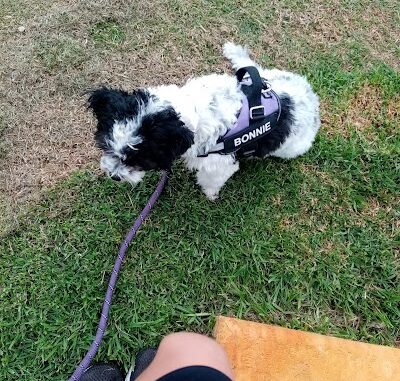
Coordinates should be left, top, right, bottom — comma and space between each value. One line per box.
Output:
68, 171, 169, 381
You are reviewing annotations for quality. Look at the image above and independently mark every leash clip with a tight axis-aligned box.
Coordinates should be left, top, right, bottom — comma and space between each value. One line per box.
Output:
262, 79, 272, 93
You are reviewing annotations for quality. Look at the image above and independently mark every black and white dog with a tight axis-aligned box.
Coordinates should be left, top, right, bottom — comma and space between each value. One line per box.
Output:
88, 43, 320, 200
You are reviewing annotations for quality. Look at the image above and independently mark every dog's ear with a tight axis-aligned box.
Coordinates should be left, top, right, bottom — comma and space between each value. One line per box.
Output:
87, 87, 132, 126
138, 108, 194, 169
164, 114, 195, 158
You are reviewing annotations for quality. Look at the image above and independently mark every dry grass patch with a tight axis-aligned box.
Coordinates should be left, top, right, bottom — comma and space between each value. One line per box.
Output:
361, 5, 400, 70
299, 163, 340, 188
321, 83, 391, 139
387, 95, 400, 121
0, 96, 98, 232
344, 84, 384, 137
0, 0, 240, 232
0, 1, 205, 232
255, 1, 399, 69
357, 196, 399, 236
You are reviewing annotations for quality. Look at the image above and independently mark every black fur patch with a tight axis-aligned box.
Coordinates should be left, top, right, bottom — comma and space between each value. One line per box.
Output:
252, 94, 294, 158
127, 107, 194, 170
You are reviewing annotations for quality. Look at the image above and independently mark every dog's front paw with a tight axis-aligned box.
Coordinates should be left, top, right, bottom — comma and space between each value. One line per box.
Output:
203, 188, 219, 201
125, 171, 145, 185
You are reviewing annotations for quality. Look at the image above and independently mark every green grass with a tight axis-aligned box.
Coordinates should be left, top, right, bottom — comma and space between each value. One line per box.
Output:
1, 69, 399, 378
36, 38, 87, 72
1, 0, 400, 380
90, 20, 125, 48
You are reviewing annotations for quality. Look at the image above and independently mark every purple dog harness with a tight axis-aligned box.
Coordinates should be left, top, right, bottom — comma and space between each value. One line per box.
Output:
199, 66, 281, 158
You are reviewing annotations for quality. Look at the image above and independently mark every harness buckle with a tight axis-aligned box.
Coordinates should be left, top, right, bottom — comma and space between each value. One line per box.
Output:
249, 105, 265, 120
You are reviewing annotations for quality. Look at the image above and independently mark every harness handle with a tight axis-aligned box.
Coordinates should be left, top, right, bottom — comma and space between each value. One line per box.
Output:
235, 66, 265, 122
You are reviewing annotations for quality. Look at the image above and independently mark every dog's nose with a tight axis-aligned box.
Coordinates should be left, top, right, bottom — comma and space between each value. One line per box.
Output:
110, 175, 121, 182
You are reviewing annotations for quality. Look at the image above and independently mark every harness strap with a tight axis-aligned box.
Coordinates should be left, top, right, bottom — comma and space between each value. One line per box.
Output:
197, 66, 280, 158
235, 66, 265, 121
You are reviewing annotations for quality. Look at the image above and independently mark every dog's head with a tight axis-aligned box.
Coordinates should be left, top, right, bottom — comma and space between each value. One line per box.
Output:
88, 87, 194, 183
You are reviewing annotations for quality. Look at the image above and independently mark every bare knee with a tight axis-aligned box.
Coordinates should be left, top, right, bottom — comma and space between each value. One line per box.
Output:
136, 332, 234, 380
160, 332, 229, 362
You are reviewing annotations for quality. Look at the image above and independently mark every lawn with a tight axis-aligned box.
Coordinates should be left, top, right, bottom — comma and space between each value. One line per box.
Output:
0, 0, 399, 380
